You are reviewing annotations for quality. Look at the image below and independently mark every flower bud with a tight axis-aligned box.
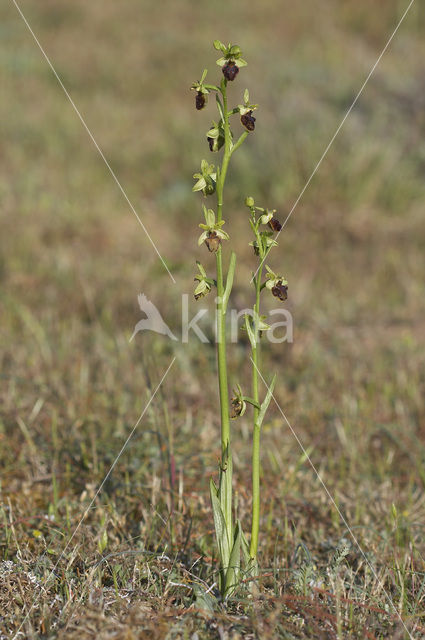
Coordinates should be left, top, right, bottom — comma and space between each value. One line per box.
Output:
222, 61, 239, 81
245, 196, 255, 207
195, 91, 206, 110
241, 110, 256, 131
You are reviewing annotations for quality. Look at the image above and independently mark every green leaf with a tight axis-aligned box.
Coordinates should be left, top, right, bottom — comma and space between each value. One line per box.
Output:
218, 444, 233, 555
223, 252, 236, 312
257, 374, 277, 429
240, 526, 251, 565
98, 529, 108, 554
200, 68, 208, 83
210, 478, 230, 568
215, 94, 224, 121
244, 314, 256, 349
224, 520, 242, 597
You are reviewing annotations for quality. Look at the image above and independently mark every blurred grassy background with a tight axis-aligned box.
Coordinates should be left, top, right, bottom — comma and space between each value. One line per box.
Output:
1, 0, 425, 637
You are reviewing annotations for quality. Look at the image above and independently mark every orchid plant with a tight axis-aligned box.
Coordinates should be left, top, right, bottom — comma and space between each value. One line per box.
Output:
191, 40, 288, 597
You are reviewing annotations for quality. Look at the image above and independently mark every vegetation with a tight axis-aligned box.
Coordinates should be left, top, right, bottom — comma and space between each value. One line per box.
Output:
192, 41, 288, 595
1, 0, 425, 638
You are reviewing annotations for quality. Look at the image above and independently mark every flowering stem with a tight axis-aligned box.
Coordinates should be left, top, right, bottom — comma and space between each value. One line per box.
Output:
250, 262, 263, 560
215, 78, 234, 551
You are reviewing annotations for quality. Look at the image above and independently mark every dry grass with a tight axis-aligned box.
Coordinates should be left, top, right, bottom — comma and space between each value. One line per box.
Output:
1, 0, 425, 637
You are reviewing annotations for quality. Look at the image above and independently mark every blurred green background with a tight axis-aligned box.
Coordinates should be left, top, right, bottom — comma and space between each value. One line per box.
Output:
1, 0, 425, 637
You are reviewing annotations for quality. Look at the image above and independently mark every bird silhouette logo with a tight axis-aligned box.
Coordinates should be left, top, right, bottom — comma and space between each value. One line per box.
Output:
130, 294, 177, 342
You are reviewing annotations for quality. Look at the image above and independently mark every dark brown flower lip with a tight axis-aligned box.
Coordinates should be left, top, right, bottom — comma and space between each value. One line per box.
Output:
222, 61, 239, 81
230, 398, 243, 418
195, 91, 206, 110
241, 110, 256, 131
205, 231, 221, 253
268, 217, 282, 232
271, 281, 288, 301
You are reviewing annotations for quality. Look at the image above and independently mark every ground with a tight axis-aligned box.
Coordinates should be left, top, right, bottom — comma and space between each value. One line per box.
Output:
1, 0, 425, 638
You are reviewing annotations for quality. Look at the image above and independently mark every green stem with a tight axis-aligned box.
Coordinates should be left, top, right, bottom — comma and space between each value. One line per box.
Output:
215, 250, 230, 454
250, 262, 263, 560
215, 79, 233, 548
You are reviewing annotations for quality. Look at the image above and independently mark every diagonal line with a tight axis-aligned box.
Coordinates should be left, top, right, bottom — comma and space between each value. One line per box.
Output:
252, 0, 415, 283
12, 357, 176, 640
11, 0, 176, 284
250, 358, 415, 639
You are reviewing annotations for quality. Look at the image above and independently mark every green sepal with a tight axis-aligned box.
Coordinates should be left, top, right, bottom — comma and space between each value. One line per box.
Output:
213, 39, 226, 52
192, 176, 207, 192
